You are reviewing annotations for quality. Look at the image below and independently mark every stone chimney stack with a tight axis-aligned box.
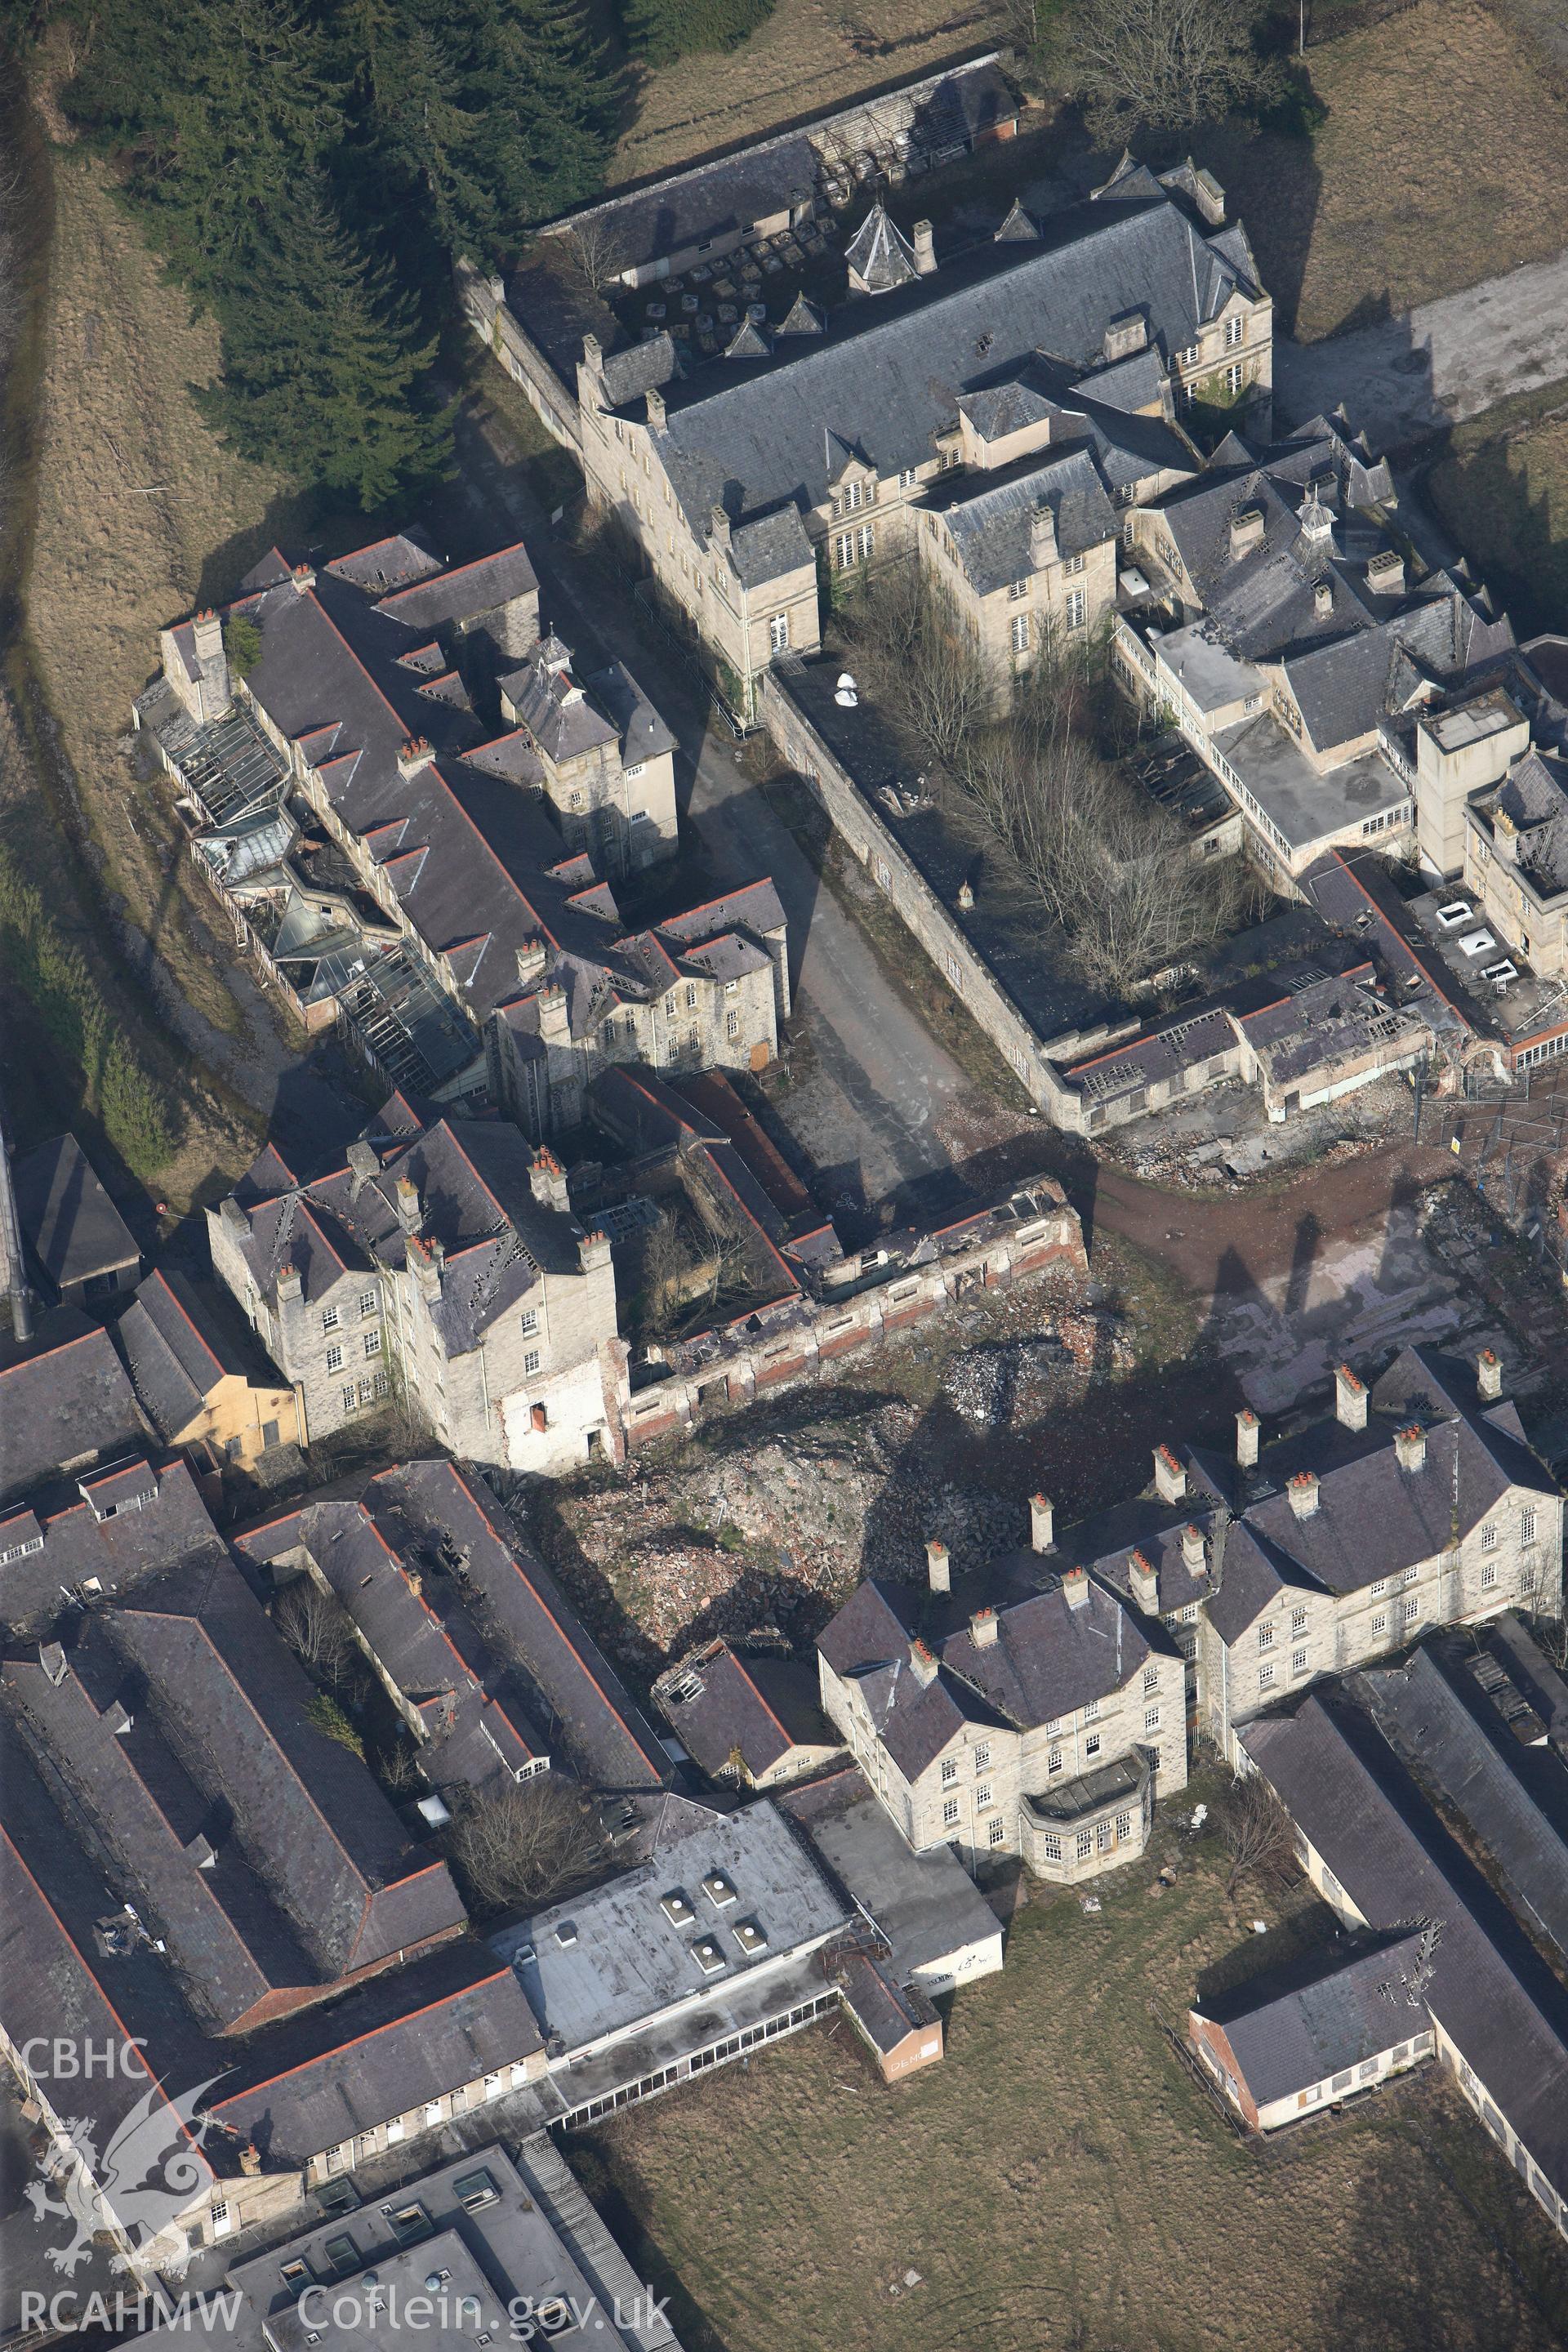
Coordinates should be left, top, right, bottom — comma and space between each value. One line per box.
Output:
926, 1538, 951, 1594
1128, 1549, 1160, 1615
1182, 1524, 1207, 1574
1153, 1445, 1186, 1505
709, 503, 732, 553
1236, 1408, 1260, 1468
515, 937, 548, 988
1334, 1363, 1367, 1432
1029, 1493, 1054, 1552
646, 385, 666, 429
1477, 1348, 1503, 1401
238, 2144, 262, 2178
1062, 1566, 1090, 1610
1494, 808, 1520, 863
275, 1263, 302, 1303
530, 1146, 569, 1212
578, 1229, 612, 1275
1288, 1470, 1320, 1518
970, 1606, 999, 1648
537, 984, 572, 1046
394, 1174, 422, 1233
1028, 502, 1058, 572
909, 1638, 938, 1686
398, 736, 436, 779
191, 608, 223, 667
912, 219, 937, 274
1229, 507, 1265, 562
1395, 1425, 1427, 1472
409, 1232, 445, 1303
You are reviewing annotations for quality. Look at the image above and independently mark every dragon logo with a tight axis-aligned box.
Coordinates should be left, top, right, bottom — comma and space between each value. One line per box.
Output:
25, 2075, 223, 2280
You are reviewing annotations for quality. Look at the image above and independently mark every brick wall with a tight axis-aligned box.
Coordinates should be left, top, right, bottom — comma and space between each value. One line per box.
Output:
623, 1189, 1085, 1449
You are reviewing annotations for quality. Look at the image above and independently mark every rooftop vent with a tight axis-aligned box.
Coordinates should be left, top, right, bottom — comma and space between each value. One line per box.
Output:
733, 1918, 768, 1955
555, 1920, 579, 1947
702, 1871, 737, 1909
1434, 901, 1473, 929
661, 1889, 696, 1926
691, 1936, 727, 1975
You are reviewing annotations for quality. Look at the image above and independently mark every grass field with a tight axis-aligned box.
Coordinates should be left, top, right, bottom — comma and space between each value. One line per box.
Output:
1201, 0, 1568, 340
25, 141, 297, 1047
570, 1815, 1568, 2352
1426, 378, 1568, 640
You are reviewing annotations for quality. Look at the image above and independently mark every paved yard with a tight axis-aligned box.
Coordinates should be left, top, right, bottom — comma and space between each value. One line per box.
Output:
1274, 244, 1568, 449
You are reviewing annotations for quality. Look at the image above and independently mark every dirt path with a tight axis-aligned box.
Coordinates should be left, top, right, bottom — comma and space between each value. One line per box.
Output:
1085, 1142, 1452, 1306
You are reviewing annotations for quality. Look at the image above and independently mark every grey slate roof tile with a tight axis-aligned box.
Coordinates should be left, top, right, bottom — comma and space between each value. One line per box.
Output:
1241, 1687, 1568, 2209
14, 1134, 141, 1295
1193, 1928, 1430, 2105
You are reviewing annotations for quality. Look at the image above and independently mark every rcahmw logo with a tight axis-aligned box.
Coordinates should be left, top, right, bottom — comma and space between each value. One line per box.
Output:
20, 2036, 222, 2282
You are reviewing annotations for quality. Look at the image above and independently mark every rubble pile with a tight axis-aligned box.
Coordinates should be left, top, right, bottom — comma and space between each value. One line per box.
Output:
942, 1310, 1134, 1428
532, 1279, 1132, 1667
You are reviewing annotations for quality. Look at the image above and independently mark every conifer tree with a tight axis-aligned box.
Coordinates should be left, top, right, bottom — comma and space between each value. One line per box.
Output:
205, 168, 452, 507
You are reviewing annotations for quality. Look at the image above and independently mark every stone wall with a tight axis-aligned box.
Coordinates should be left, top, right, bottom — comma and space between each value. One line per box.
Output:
758, 668, 1085, 1126
456, 260, 581, 453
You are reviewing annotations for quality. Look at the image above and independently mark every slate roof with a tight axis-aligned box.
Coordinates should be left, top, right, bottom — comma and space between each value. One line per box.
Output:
533, 56, 1013, 286
929, 446, 1117, 595
372, 543, 538, 631
817, 1561, 1157, 1773
205, 544, 747, 1054
222, 1105, 581, 1347
115, 1267, 266, 1441
70, 1555, 466, 1974
2, 1634, 323, 2033
654, 1640, 835, 1781
644, 190, 1260, 536
839, 1949, 933, 2055
14, 1134, 140, 1295
1200, 1345, 1555, 1640
0, 1315, 145, 1509
1361, 1639, 1568, 1962
727, 503, 816, 590
1490, 747, 1568, 896
1241, 1687, 1568, 2211
1238, 970, 1427, 1089
0, 1820, 216, 2189
239, 1459, 669, 1794
1193, 1928, 1430, 2105
207, 1941, 543, 2161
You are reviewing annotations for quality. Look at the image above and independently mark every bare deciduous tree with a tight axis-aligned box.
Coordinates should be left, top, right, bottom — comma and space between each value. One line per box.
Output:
1221, 1773, 1294, 1897
846, 567, 1256, 992
274, 1579, 356, 1683
448, 1775, 608, 1914
555, 214, 629, 302
1047, 0, 1283, 145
